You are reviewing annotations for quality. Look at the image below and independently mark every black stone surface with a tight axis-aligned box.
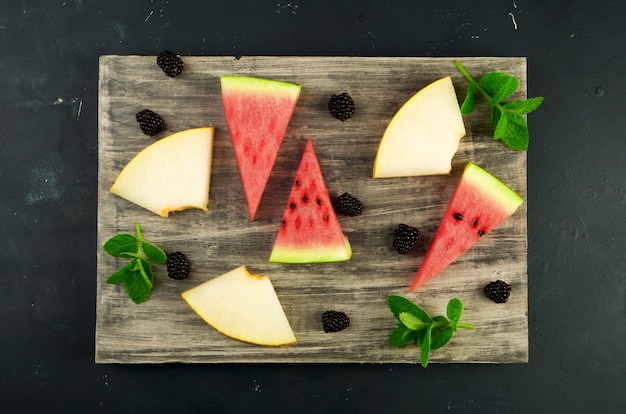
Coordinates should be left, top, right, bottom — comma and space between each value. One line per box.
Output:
1, 0, 624, 412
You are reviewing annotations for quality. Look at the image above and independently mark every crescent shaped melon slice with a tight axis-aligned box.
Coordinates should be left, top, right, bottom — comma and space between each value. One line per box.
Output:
373, 76, 466, 178
181, 266, 297, 347
110, 127, 215, 217
409, 162, 523, 291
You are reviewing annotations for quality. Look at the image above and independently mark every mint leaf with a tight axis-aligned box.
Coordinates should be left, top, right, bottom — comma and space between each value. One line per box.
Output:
136, 258, 154, 289
388, 295, 433, 323
500, 114, 530, 151
399, 312, 430, 331
494, 110, 508, 141
446, 298, 463, 329
431, 325, 454, 350
480, 72, 518, 105
143, 242, 167, 264
420, 325, 433, 368
430, 316, 454, 351
102, 223, 165, 304
387, 296, 474, 367
504, 97, 544, 115
125, 270, 152, 304
492, 106, 502, 129
460, 82, 477, 114
106, 261, 135, 284
388, 323, 421, 347
414, 326, 428, 348
454, 60, 543, 151
103, 234, 137, 257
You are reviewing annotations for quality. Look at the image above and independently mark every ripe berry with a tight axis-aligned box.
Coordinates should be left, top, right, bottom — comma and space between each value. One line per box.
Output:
166, 252, 191, 280
483, 280, 512, 303
335, 192, 364, 216
392, 224, 420, 254
156, 51, 184, 77
328, 92, 355, 121
322, 310, 350, 333
135, 109, 165, 136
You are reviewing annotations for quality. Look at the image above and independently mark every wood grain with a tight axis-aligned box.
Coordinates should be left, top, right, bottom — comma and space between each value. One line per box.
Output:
97, 56, 528, 364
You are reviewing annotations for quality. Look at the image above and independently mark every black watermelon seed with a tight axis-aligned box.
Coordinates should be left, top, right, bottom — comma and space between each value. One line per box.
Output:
478, 229, 486, 237
453, 212, 464, 220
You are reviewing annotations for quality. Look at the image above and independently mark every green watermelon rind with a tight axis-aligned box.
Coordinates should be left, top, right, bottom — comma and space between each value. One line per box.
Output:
220, 76, 302, 97
463, 163, 523, 215
268, 238, 352, 264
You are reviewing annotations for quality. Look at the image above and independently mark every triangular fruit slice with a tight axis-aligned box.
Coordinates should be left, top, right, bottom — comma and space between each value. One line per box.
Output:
269, 140, 352, 263
181, 265, 297, 346
221, 76, 301, 221
373, 76, 466, 178
409, 162, 523, 291
110, 127, 215, 217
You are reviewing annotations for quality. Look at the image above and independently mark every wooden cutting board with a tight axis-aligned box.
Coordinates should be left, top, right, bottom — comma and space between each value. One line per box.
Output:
97, 56, 528, 364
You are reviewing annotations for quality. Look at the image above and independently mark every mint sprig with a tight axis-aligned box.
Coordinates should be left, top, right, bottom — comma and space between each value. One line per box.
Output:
454, 60, 544, 151
387, 295, 474, 367
103, 223, 167, 304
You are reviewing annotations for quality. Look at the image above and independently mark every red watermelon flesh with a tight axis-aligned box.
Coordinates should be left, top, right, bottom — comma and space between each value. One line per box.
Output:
409, 162, 523, 291
221, 76, 301, 220
269, 140, 352, 263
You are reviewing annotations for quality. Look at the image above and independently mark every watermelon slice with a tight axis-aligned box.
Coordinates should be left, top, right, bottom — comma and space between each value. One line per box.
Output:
269, 140, 352, 263
409, 162, 523, 291
221, 76, 301, 220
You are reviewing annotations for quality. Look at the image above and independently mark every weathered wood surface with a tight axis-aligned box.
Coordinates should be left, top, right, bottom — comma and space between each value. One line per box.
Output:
97, 56, 528, 364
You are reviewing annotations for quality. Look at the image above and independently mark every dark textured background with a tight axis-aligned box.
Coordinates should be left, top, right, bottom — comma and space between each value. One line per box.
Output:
1, 0, 624, 412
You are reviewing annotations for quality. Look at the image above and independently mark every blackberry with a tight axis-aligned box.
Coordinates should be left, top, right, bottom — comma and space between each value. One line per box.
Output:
156, 51, 184, 77
392, 224, 420, 254
322, 310, 350, 333
135, 109, 165, 136
335, 192, 364, 216
328, 92, 355, 121
166, 252, 191, 280
483, 280, 512, 303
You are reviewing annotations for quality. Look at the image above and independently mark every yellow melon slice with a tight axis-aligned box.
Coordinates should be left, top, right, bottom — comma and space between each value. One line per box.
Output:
373, 76, 466, 178
110, 127, 215, 217
181, 266, 297, 346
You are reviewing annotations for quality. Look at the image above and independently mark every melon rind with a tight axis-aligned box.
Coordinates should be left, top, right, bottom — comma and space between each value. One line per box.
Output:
110, 127, 215, 217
